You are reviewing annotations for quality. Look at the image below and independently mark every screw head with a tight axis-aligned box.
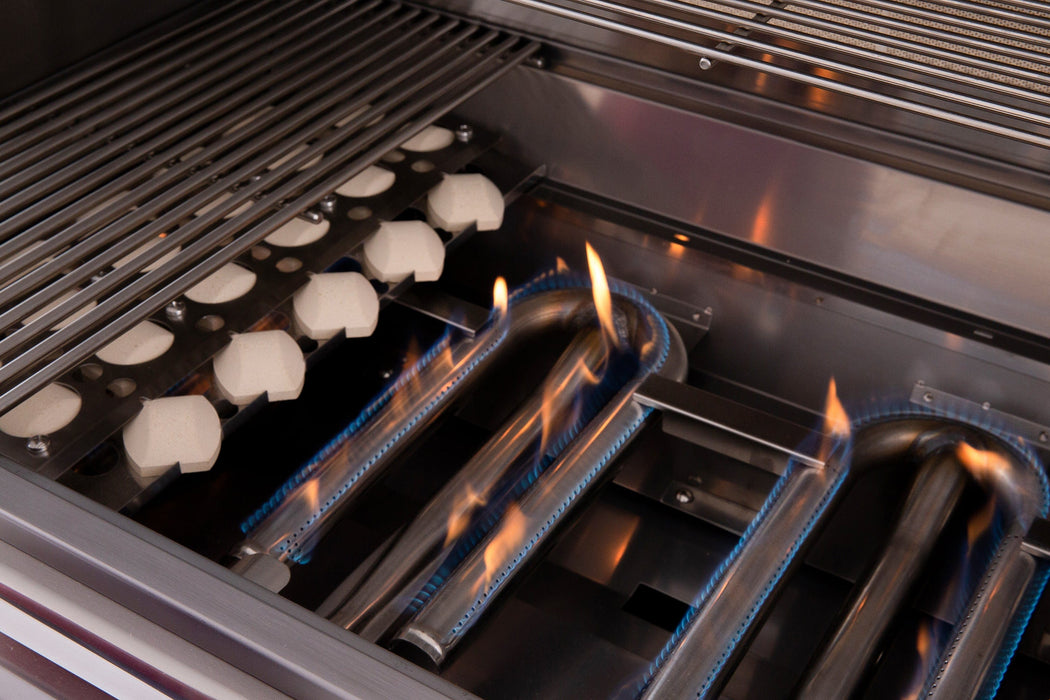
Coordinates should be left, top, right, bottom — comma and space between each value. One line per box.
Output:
923, 391, 934, 403
674, 488, 694, 505
26, 435, 51, 457
455, 124, 474, 143
981, 401, 991, 410
165, 299, 187, 322
318, 194, 338, 215
699, 56, 713, 70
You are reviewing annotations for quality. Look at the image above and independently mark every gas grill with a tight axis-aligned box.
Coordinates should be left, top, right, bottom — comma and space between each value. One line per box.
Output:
1, 1, 1050, 698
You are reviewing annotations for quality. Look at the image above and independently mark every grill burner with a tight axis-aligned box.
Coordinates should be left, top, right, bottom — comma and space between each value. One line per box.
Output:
0, 1, 1048, 699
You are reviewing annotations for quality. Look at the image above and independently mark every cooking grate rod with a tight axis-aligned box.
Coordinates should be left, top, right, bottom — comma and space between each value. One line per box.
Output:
0, 0, 314, 164
0, 0, 397, 270
0, 0, 338, 186
0, 8, 445, 320
773, 0, 1050, 72
0, 0, 258, 140
688, 0, 1050, 92
498, 0, 1050, 149
0, 18, 538, 413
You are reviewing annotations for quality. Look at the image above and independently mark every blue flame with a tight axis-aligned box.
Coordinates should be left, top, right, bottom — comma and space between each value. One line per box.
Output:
239, 269, 670, 565
637, 398, 1048, 700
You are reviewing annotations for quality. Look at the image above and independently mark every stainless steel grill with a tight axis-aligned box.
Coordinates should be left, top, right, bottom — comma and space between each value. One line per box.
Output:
0, 0, 537, 415
495, 0, 1050, 147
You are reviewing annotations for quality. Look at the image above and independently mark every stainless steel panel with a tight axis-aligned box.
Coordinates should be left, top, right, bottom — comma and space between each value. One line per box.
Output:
455, 68, 1050, 341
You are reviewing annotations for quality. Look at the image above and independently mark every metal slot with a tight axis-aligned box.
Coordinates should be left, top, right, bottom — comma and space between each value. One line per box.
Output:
496, 0, 1050, 148
0, 0, 539, 414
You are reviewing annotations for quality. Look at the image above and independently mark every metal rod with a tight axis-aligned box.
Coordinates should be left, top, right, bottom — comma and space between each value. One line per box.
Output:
667, 0, 1050, 92
779, 0, 1050, 69
0, 0, 324, 165
0, 0, 396, 259
651, 0, 1050, 109
0, 23, 489, 348
0, 0, 339, 187
798, 451, 969, 698
497, 0, 1050, 149
393, 384, 679, 665
571, 0, 1050, 125
0, 0, 260, 137
331, 328, 609, 631
0, 36, 539, 414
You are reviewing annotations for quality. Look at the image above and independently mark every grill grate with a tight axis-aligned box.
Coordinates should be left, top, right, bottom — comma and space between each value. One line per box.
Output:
496, 0, 1050, 146
0, 0, 537, 414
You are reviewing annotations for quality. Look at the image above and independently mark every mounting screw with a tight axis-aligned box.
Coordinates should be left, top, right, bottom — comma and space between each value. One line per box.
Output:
699, 56, 713, 70
455, 124, 474, 143
26, 435, 51, 457
923, 391, 934, 403
981, 401, 991, 410
526, 55, 547, 70
165, 299, 187, 322
1040, 432, 1049, 444
318, 194, 338, 215
674, 488, 694, 505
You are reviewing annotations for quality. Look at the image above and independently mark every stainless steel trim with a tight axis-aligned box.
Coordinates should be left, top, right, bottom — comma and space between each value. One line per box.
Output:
0, 461, 469, 699
493, 0, 1050, 148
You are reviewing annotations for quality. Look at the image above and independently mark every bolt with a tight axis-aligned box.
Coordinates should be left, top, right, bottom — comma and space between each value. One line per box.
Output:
165, 299, 187, 322
1040, 432, 1049, 444
318, 194, 338, 215
650, 287, 658, 295
981, 401, 991, 410
675, 488, 694, 505
298, 208, 324, 224
381, 370, 393, 380
455, 124, 474, 143
923, 391, 934, 403
916, 380, 925, 387
526, 55, 547, 70
692, 312, 701, 322
26, 435, 50, 457
699, 56, 713, 70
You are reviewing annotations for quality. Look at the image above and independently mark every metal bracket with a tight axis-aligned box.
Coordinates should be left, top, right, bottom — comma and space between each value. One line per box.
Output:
909, 382, 1050, 451
1022, 518, 1050, 561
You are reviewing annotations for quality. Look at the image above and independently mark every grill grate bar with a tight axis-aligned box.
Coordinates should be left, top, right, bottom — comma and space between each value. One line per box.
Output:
0, 3, 537, 414
0, 0, 315, 161
0, 0, 257, 132
0, 0, 339, 183
696, 0, 1050, 91
498, 0, 1050, 149
778, 0, 1050, 72
0, 8, 446, 319
0, 0, 397, 268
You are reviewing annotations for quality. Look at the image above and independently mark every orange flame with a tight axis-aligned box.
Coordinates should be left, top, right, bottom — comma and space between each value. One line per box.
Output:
823, 378, 851, 439
955, 442, 1010, 484
445, 485, 487, 546
493, 277, 508, 316
304, 479, 320, 514
539, 353, 601, 456
967, 495, 997, 550
902, 621, 935, 700
475, 503, 528, 595
585, 242, 620, 349
555, 257, 569, 274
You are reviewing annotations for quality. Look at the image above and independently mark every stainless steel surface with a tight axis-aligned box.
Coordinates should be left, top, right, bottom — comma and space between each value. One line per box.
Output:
0, 460, 470, 700
394, 316, 687, 663
495, 0, 1050, 148
0, 1, 538, 415
910, 381, 1050, 450
798, 450, 968, 698
454, 68, 1050, 344
634, 375, 824, 470
928, 540, 1038, 699
331, 328, 608, 634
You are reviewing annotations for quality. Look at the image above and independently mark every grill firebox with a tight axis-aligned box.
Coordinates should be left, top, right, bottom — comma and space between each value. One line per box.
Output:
0, 1, 1049, 699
